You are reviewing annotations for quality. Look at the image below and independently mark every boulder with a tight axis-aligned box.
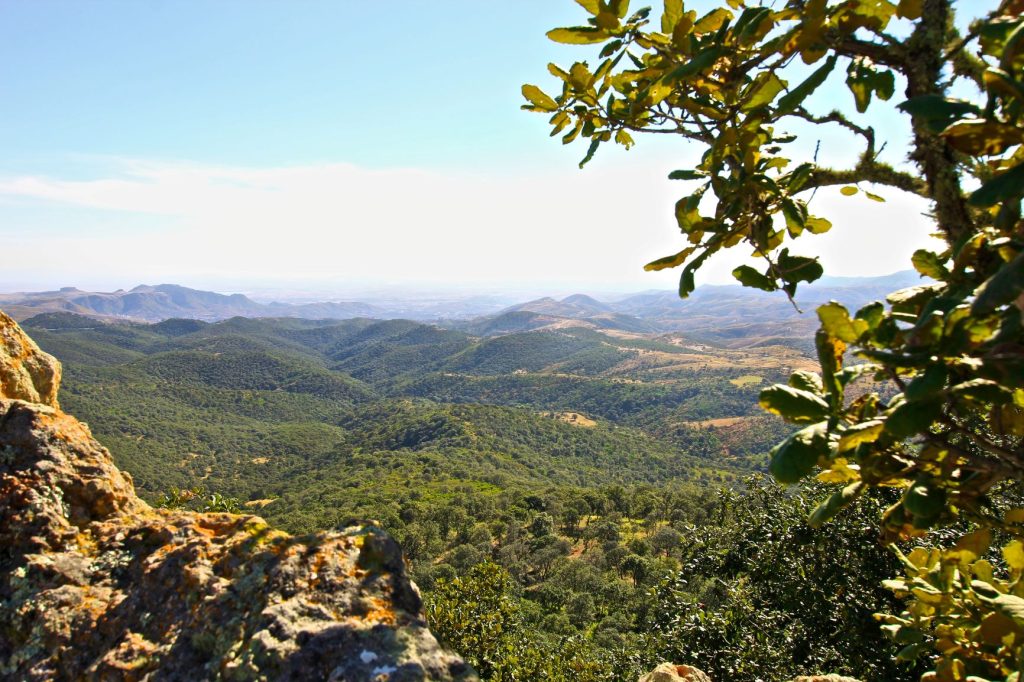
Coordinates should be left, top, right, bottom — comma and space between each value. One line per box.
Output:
639, 662, 713, 682
0, 310, 61, 407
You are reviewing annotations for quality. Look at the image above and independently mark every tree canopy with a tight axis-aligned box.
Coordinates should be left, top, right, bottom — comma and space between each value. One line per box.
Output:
526, 1, 1024, 678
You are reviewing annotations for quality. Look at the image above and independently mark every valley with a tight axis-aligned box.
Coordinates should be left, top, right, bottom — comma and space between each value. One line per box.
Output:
7, 273, 918, 680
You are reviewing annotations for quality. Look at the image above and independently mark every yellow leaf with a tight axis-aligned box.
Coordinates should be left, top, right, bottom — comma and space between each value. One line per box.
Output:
595, 11, 620, 30
644, 247, 697, 271
693, 7, 732, 34
805, 216, 831, 234
979, 611, 1019, 645
908, 547, 932, 568
941, 119, 1024, 156
956, 528, 992, 561
838, 420, 884, 452
1004, 540, 1024, 571
840, 186, 859, 196
741, 72, 786, 111
816, 458, 861, 483
569, 62, 593, 90
522, 84, 558, 111
896, 0, 923, 20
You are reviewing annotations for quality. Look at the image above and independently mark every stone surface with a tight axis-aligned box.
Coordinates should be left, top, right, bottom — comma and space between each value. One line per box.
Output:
0, 313, 473, 681
0, 310, 60, 407
639, 662, 713, 682
637, 665, 864, 682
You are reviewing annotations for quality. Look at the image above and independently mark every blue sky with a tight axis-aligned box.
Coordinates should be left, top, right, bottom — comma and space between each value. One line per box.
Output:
0, 1, 942, 295
0, 1, 590, 171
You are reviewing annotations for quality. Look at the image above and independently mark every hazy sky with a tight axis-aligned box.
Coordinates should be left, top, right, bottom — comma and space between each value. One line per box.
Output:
0, 0, 942, 296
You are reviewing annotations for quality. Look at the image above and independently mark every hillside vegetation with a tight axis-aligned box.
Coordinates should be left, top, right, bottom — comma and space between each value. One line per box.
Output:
15, 310, 925, 679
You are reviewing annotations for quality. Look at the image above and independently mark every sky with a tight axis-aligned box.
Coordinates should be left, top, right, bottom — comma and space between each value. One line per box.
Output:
0, 0, 944, 297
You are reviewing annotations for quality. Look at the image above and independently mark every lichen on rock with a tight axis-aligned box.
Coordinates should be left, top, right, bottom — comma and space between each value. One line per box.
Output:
0, 310, 61, 408
0, 312, 473, 681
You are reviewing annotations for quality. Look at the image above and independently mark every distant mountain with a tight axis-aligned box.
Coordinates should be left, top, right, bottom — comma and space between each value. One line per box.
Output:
0, 283, 381, 323
506, 294, 613, 317
2, 271, 926, 349
451, 270, 927, 350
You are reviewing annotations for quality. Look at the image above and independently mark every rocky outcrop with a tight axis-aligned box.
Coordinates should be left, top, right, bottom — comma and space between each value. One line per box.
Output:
0, 310, 60, 408
637, 665, 862, 682
0, 312, 472, 681
639, 663, 712, 682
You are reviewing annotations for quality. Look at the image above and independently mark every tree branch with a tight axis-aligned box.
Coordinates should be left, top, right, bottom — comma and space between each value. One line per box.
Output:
799, 160, 928, 197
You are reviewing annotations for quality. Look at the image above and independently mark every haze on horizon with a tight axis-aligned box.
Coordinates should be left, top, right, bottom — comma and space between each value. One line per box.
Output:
1, 1, 942, 297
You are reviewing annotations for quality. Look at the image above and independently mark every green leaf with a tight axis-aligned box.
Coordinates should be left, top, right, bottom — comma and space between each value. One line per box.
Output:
897, 95, 982, 133
885, 399, 942, 439
741, 72, 786, 111
808, 481, 865, 527
904, 477, 946, 519
734, 7, 771, 42
969, 160, 1024, 207
732, 265, 776, 291
521, 84, 558, 111
768, 422, 829, 483
547, 27, 609, 44
777, 249, 823, 283
667, 169, 707, 180
856, 301, 885, 329
905, 365, 948, 402
818, 302, 868, 342
972, 250, 1024, 314
781, 199, 807, 237
579, 138, 601, 168
785, 163, 814, 192
887, 283, 945, 313
788, 370, 824, 395
663, 45, 726, 82
910, 249, 948, 279
776, 55, 837, 116
679, 247, 713, 298
759, 384, 831, 423
950, 378, 1011, 403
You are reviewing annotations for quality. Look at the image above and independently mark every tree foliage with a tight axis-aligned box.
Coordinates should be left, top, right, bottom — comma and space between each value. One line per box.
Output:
527, 0, 1024, 677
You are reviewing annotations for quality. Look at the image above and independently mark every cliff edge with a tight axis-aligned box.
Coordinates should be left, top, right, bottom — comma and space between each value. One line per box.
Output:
0, 311, 473, 681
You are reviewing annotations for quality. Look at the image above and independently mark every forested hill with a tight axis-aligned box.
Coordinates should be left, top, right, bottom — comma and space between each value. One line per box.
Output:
20, 312, 810, 525
17, 310, 916, 680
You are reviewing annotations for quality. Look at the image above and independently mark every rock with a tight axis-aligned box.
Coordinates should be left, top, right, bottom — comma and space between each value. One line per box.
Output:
0, 313, 473, 680
0, 310, 61, 407
636, 665, 864, 682
639, 662, 713, 682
